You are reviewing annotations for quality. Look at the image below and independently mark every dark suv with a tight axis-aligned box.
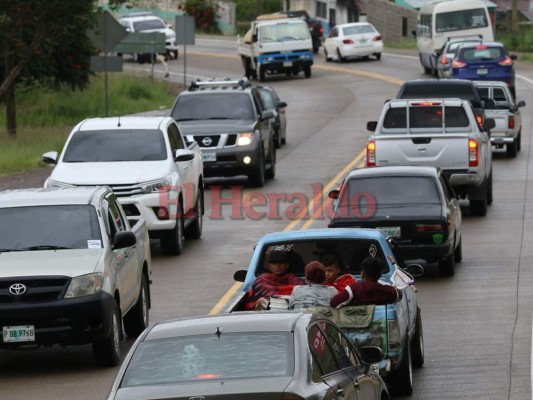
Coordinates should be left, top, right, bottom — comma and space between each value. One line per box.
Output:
170, 78, 276, 187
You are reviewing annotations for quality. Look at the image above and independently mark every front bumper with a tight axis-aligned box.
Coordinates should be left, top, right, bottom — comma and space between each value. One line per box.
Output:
201, 146, 263, 178
119, 192, 177, 232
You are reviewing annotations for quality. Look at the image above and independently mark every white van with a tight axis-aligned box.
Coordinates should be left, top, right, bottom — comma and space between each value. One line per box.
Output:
415, 0, 494, 76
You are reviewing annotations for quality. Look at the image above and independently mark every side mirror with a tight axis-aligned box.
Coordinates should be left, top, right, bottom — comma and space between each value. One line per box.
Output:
367, 121, 378, 132
517, 100, 526, 108
510, 54, 518, 60
252, 33, 258, 43
42, 151, 58, 165
483, 118, 496, 131
277, 101, 287, 109
234, 270, 247, 282
261, 109, 275, 120
403, 263, 424, 278
360, 346, 384, 365
328, 189, 340, 199
113, 231, 136, 249
175, 149, 195, 162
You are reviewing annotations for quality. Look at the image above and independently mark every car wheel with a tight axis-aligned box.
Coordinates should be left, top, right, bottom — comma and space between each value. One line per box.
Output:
281, 135, 286, 145
337, 48, 344, 63
93, 301, 122, 367
184, 186, 203, 240
249, 147, 266, 187
325, 48, 331, 62
507, 138, 518, 157
303, 65, 311, 78
438, 250, 455, 277
454, 237, 463, 263
160, 201, 184, 255
265, 141, 276, 180
487, 170, 493, 206
123, 274, 149, 337
389, 338, 413, 396
517, 130, 522, 152
411, 308, 424, 368
375, 52, 381, 60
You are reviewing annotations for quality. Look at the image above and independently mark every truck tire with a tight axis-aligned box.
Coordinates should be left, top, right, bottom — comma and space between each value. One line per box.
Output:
337, 48, 345, 63
324, 49, 332, 62
93, 301, 122, 367
123, 274, 149, 337
160, 201, 184, 255
411, 308, 424, 367
375, 52, 382, 60
249, 147, 266, 187
487, 171, 493, 206
303, 65, 311, 78
438, 249, 455, 277
389, 337, 413, 396
184, 187, 203, 239
517, 130, 522, 152
507, 138, 518, 157
470, 198, 487, 216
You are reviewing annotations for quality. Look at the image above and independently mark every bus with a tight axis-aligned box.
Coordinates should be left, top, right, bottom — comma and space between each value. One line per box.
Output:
415, 0, 494, 76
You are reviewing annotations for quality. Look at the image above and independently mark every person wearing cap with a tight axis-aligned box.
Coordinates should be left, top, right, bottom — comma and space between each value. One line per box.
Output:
289, 261, 338, 310
330, 256, 402, 308
321, 254, 357, 293
245, 249, 304, 311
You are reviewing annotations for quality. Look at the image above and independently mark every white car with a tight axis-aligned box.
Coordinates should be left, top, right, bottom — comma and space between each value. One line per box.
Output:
324, 22, 383, 62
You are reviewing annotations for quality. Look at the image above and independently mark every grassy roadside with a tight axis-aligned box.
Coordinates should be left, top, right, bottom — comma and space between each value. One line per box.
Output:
0, 73, 179, 176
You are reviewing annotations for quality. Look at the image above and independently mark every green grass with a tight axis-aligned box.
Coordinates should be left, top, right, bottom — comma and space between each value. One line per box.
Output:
0, 73, 178, 176
385, 39, 417, 50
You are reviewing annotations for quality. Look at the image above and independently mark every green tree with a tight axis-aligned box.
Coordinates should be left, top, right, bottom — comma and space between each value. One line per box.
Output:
0, 0, 135, 136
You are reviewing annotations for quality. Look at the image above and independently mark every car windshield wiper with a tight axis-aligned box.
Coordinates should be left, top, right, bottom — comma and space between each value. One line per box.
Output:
0, 248, 23, 253
19, 245, 74, 251
175, 118, 200, 122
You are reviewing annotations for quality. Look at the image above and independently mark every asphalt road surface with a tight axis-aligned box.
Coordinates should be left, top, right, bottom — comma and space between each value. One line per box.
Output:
1, 37, 533, 400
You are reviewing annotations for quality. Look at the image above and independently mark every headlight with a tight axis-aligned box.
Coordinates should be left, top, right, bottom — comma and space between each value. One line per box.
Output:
64, 273, 103, 298
141, 176, 172, 193
237, 132, 255, 146
47, 180, 75, 188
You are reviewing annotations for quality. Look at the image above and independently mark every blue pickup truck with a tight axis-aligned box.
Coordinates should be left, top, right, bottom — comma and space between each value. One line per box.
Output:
226, 228, 424, 396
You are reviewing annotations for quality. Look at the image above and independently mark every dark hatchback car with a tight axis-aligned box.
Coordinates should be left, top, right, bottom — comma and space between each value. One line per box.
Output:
328, 166, 462, 276
105, 312, 389, 400
452, 41, 517, 98
256, 85, 288, 148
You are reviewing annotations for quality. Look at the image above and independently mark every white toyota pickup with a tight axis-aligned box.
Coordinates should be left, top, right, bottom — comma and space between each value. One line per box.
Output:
473, 80, 527, 158
43, 116, 204, 255
366, 98, 495, 216
0, 187, 151, 366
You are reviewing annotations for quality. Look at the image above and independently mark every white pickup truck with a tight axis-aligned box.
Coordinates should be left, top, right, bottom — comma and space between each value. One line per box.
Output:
473, 80, 527, 158
42, 116, 204, 255
238, 15, 314, 82
366, 98, 495, 216
0, 186, 151, 366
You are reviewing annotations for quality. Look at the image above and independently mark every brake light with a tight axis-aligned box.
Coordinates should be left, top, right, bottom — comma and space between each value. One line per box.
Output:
319, 26, 324, 34
452, 60, 466, 68
475, 45, 487, 50
343, 38, 354, 44
411, 101, 441, 106
509, 115, 515, 129
498, 56, 512, 66
469, 139, 479, 167
441, 55, 448, 65
366, 141, 376, 167
416, 224, 443, 233
372, 35, 382, 41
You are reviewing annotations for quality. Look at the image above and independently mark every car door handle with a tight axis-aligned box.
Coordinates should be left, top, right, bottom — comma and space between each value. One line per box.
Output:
336, 388, 345, 398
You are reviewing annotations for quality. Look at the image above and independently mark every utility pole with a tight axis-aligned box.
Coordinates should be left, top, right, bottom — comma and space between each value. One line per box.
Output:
511, 0, 518, 32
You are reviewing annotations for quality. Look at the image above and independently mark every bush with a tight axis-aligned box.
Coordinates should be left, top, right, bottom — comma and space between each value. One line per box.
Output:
182, 0, 220, 33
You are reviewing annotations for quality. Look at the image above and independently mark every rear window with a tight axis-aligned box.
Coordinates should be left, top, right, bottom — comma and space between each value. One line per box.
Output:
458, 46, 505, 61
343, 24, 376, 35
122, 332, 293, 386
398, 83, 479, 105
383, 106, 470, 129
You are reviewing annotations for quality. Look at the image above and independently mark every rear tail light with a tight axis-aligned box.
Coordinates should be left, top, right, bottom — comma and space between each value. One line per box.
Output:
469, 139, 479, 167
319, 26, 324, 34
388, 320, 401, 347
441, 55, 448, 65
415, 224, 443, 233
509, 115, 515, 129
343, 39, 354, 44
498, 57, 512, 66
366, 141, 376, 167
373, 35, 382, 41
452, 60, 466, 68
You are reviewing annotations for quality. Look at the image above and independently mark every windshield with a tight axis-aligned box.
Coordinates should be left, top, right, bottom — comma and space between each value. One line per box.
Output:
62, 130, 167, 162
0, 205, 102, 251
459, 46, 505, 61
436, 8, 488, 33
259, 22, 310, 43
172, 93, 255, 121
121, 332, 293, 386
133, 19, 166, 31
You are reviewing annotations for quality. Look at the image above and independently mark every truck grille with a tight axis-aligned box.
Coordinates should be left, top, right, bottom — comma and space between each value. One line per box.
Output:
0, 276, 70, 304
190, 134, 238, 148
78, 183, 143, 197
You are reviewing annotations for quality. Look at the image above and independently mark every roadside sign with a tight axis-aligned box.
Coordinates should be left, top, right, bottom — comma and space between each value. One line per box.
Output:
175, 15, 195, 45
87, 11, 127, 53
90, 56, 123, 72
114, 32, 166, 54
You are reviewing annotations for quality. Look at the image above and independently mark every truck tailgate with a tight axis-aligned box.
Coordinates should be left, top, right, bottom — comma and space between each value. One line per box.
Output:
483, 109, 509, 136
375, 134, 470, 169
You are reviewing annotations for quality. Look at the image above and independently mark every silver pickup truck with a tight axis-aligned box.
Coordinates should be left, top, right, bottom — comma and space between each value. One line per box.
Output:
474, 80, 526, 158
0, 187, 152, 367
366, 98, 495, 216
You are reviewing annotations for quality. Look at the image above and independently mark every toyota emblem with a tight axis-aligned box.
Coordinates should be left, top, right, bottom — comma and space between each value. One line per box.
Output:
9, 283, 27, 295
202, 137, 213, 146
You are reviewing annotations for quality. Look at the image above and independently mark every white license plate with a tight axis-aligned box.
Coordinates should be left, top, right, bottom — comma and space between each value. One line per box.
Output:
283, 61, 293, 67
359, 38, 368, 44
377, 226, 401, 239
3, 325, 35, 343
477, 68, 488, 75
202, 152, 216, 162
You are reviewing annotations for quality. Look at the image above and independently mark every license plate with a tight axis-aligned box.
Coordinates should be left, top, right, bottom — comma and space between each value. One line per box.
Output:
477, 68, 488, 75
3, 325, 35, 343
376, 226, 401, 239
202, 152, 216, 162
359, 38, 368, 44
283, 61, 292, 67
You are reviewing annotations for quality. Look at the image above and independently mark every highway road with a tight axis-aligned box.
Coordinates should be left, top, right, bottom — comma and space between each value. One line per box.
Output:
1, 37, 533, 400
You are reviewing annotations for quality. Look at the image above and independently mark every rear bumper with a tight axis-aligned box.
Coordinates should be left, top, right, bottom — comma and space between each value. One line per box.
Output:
445, 169, 483, 188
396, 241, 452, 261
